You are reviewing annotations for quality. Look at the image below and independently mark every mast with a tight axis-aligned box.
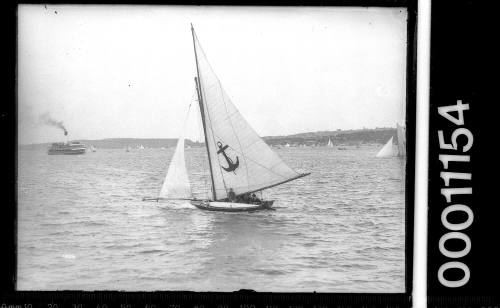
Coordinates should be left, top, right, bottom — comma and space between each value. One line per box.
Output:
191, 24, 217, 200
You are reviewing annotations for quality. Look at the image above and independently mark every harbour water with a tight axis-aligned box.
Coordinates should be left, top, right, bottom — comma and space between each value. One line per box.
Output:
17, 145, 406, 292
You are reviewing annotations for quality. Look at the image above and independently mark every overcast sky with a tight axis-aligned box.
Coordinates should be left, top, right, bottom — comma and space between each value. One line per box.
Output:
18, 5, 407, 145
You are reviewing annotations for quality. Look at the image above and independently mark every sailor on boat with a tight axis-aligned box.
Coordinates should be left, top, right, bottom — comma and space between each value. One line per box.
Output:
228, 188, 236, 202
226, 189, 259, 205
228, 192, 261, 205
251, 193, 261, 204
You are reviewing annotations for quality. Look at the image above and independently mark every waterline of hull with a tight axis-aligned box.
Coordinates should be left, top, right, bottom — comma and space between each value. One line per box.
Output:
190, 200, 274, 212
47, 150, 86, 155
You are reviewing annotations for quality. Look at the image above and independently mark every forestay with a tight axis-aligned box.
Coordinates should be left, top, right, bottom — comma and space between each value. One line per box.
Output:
192, 28, 303, 201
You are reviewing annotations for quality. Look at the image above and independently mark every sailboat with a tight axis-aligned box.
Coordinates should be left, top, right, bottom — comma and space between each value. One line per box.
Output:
146, 25, 310, 212
375, 124, 406, 157
327, 138, 333, 148
376, 136, 396, 157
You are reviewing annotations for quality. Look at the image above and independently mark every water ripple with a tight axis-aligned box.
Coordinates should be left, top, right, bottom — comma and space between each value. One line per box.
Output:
17, 146, 405, 292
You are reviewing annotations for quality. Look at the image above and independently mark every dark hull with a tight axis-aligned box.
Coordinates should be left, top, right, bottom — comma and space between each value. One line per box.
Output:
190, 200, 274, 212
48, 149, 86, 155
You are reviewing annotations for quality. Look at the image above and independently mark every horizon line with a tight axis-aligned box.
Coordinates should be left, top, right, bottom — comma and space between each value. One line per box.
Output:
19, 126, 400, 146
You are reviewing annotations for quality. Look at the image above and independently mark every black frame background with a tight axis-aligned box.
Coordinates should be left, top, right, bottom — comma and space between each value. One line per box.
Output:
428, 0, 499, 306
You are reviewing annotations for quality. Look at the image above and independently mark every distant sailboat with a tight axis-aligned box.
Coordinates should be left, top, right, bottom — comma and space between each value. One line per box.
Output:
376, 124, 406, 158
126, 146, 131, 152
138, 144, 145, 150
144, 25, 310, 212
376, 136, 396, 157
327, 138, 333, 148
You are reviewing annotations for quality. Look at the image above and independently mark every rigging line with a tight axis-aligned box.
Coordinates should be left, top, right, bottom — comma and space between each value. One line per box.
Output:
183, 89, 198, 197
194, 89, 209, 199
194, 36, 297, 179
193, 28, 302, 192
194, 35, 229, 196
221, 136, 298, 178
178, 93, 195, 142
183, 90, 196, 126
192, 27, 217, 200
203, 97, 229, 195
221, 176, 300, 192
157, 93, 195, 199
194, 32, 279, 187
231, 172, 310, 198
210, 131, 296, 180
217, 79, 251, 191
228, 146, 293, 179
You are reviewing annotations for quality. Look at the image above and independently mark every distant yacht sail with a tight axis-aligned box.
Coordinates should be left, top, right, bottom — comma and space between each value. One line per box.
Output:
327, 138, 333, 148
376, 136, 395, 157
375, 124, 406, 158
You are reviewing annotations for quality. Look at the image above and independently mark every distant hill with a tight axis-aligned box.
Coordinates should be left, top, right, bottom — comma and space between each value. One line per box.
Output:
18, 127, 398, 150
263, 127, 397, 147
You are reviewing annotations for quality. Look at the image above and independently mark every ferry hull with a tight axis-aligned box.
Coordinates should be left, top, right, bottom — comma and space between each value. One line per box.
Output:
47, 141, 87, 155
48, 149, 86, 155
190, 200, 274, 212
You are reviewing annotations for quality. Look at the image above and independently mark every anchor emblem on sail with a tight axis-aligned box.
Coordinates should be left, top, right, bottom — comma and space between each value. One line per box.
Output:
217, 141, 239, 172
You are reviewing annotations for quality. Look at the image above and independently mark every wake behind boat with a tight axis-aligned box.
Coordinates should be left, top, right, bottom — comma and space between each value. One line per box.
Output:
145, 25, 310, 212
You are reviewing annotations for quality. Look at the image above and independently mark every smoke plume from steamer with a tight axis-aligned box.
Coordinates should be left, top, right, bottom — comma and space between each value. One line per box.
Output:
39, 113, 68, 136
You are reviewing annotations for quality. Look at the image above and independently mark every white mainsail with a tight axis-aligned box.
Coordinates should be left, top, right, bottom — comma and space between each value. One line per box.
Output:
158, 109, 192, 199
192, 26, 305, 201
396, 123, 406, 157
327, 138, 333, 147
376, 136, 395, 158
